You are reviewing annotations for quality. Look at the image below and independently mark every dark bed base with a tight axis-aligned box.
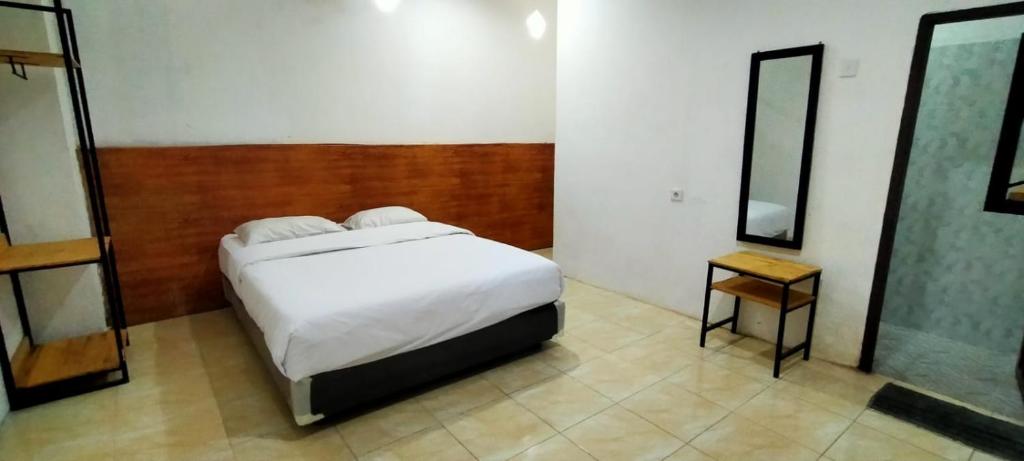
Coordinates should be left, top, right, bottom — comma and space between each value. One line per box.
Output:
311, 303, 558, 418
222, 276, 561, 424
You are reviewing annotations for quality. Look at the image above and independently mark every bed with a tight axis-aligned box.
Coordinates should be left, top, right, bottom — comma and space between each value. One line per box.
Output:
218, 220, 564, 424
746, 200, 792, 239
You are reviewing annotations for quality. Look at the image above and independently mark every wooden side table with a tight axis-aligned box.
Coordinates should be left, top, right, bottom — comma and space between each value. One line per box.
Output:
699, 251, 822, 378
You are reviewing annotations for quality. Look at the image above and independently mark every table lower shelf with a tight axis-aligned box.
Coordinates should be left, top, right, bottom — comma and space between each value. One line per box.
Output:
711, 276, 814, 310
11, 330, 124, 389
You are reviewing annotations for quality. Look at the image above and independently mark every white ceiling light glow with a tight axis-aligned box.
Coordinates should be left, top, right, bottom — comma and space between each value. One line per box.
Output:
374, 0, 400, 13
526, 10, 546, 40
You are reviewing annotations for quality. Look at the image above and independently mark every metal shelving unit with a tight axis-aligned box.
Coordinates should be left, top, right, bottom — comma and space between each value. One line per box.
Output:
0, 0, 129, 410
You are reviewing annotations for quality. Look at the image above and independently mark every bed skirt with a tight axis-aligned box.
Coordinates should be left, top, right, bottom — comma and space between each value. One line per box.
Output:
222, 277, 564, 425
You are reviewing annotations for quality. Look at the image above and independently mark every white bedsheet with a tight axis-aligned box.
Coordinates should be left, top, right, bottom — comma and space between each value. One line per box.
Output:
746, 200, 792, 238
219, 221, 563, 381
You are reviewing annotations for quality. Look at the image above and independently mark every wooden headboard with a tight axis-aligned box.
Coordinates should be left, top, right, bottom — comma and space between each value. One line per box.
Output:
99, 143, 554, 325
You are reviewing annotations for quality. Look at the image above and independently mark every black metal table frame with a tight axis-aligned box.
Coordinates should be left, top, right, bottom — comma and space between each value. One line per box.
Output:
699, 262, 821, 378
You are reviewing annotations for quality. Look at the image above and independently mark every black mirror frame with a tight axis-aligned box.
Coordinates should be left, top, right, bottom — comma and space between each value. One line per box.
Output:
983, 32, 1024, 216
737, 43, 824, 250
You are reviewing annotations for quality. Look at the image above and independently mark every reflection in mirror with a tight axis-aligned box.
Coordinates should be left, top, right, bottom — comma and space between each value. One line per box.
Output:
1010, 123, 1023, 202
738, 44, 823, 249
748, 55, 812, 240
984, 31, 1024, 214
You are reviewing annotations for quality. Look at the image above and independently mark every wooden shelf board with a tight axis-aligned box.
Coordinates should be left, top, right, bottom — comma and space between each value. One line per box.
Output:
0, 49, 79, 69
710, 251, 821, 283
0, 235, 110, 274
712, 276, 814, 310
1009, 185, 1024, 201
11, 330, 123, 389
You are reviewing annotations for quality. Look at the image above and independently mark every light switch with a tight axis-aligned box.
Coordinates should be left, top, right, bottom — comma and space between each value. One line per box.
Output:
840, 59, 859, 78
670, 188, 683, 202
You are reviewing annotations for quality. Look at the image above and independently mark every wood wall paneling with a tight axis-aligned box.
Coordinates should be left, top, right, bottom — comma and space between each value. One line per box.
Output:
99, 143, 554, 325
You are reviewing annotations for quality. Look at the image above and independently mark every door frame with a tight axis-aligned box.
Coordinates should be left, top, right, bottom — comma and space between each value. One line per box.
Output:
859, 1, 1024, 372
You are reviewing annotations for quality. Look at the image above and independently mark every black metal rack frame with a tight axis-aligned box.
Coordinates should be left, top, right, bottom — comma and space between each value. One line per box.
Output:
0, 0, 129, 409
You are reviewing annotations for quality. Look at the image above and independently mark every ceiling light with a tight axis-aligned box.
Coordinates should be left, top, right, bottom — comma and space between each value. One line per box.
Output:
526, 10, 546, 40
374, 0, 400, 13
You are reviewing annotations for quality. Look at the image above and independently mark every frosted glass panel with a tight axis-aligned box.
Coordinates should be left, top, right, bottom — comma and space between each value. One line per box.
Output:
875, 16, 1024, 421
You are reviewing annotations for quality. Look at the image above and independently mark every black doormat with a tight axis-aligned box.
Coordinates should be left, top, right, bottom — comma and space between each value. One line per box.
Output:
868, 383, 1024, 461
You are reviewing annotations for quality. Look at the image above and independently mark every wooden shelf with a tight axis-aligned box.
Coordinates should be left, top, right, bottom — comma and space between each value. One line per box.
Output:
0, 49, 79, 69
1009, 185, 1024, 202
710, 251, 821, 283
0, 235, 110, 274
712, 276, 815, 310
11, 330, 123, 389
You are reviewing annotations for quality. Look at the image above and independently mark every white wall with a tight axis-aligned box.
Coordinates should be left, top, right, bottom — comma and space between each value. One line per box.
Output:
67, 0, 557, 146
0, 3, 108, 422
555, 0, 1006, 366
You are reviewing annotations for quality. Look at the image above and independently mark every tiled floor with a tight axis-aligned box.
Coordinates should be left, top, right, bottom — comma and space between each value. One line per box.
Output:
0, 250, 1010, 460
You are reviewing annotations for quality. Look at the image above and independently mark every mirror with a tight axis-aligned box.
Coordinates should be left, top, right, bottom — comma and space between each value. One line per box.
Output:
737, 44, 823, 249
984, 32, 1024, 215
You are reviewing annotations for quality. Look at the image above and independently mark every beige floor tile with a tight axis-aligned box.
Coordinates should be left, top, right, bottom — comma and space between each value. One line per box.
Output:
571, 293, 645, 320
114, 407, 234, 461
361, 427, 474, 461
510, 434, 595, 460
336, 398, 439, 455
620, 381, 730, 442
564, 307, 601, 331
537, 334, 606, 372
195, 332, 262, 368
734, 387, 853, 452
126, 337, 207, 378
611, 335, 701, 379
217, 391, 296, 439
562, 279, 610, 301
187, 308, 246, 340
483, 355, 561, 393
857, 410, 972, 461
702, 328, 745, 351
785, 361, 886, 406
31, 434, 117, 461
566, 355, 663, 401
708, 337, 804, 382
231, 426, 354, 461
664, 445, 716, 461
970, 451, 1008, 461
771, 380, 866, 419
690, 414, 818, 461
0, 418, 34, 461
205, 355, 280, 402
17, 387, 118, 457
825, 423, 947, 461
512, 374, 613, 431
608, 303, 685, 335
667, 361, 768, 409
416, 376, 505, 420
563, 405, 683, 461
116, 369, 218, 429
442, 398, 556, 461
569, 320, 648, 353
642, 323, 705, 355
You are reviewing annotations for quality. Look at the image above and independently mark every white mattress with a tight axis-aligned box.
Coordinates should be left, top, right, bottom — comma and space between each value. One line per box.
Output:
219, 221, 563, 381
746, 200, 792, 238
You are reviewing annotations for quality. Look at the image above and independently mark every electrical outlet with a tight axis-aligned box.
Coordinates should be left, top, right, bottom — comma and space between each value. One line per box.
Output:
670, 188, 683, 202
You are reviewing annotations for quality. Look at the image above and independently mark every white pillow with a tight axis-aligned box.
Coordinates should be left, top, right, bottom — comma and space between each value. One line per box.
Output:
234, 216, 345, 246
343, 206, 427, 230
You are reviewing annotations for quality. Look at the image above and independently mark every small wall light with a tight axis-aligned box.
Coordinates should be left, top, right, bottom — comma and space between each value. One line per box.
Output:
526, 10, 546, 40
374, 0, 400, 13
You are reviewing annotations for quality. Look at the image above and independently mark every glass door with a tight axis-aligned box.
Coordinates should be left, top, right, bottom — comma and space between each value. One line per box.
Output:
870, 10, 1024, 422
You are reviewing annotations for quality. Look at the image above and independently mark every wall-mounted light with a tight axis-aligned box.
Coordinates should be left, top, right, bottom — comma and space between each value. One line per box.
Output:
526, 10, 546, 40
374, 0, 400, 13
